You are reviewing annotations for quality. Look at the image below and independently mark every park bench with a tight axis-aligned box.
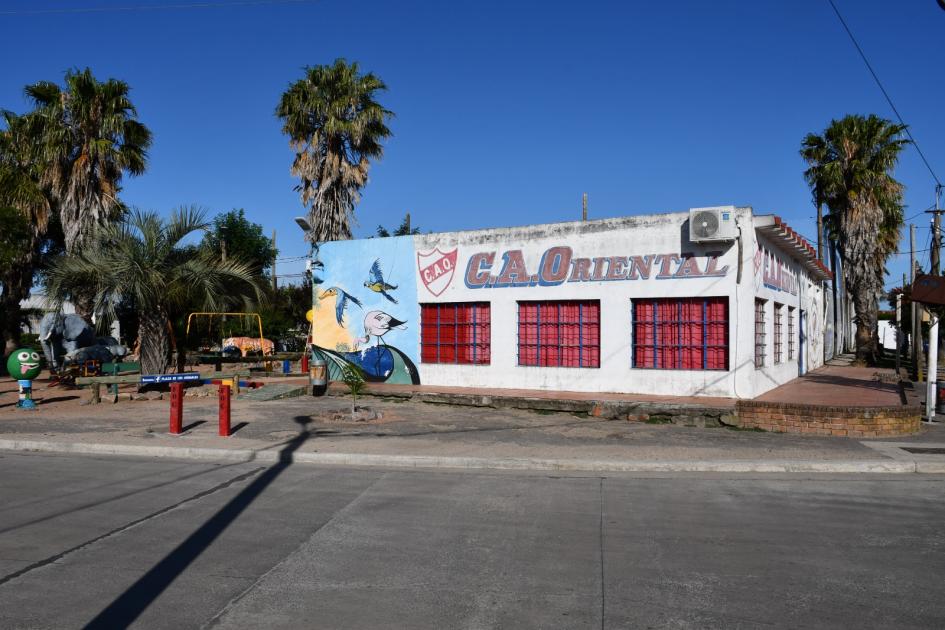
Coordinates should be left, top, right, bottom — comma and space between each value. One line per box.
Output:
75, 370, 245, 404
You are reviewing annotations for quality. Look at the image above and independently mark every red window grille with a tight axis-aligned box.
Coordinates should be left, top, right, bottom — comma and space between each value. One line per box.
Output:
754, 299, 766, 368
631, 297, 729, 370
517, 300, 600, 368
787, 306, 795, 360
773, 303, 783, 364
420, 302, 491, 365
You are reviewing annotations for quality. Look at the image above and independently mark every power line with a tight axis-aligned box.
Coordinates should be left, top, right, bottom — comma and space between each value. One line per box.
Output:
0, 0, 316, 16
826, 0, 942, 187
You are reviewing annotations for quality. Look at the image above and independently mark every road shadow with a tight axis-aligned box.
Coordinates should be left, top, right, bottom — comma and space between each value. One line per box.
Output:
82, 416, 312, 629
229, 421, 249, 435
181, 420, 206, 433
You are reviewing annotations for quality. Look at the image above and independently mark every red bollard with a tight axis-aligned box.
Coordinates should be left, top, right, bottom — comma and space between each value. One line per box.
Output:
300, 353, 309, 374
218, 383, 231, 437
169, 382, 183, 435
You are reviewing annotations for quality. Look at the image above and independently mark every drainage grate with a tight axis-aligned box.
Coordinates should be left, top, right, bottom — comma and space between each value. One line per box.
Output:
901, 447, 945, 455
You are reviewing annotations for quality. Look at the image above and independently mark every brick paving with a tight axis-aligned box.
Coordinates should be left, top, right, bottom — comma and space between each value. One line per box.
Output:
756, 365, 903, 407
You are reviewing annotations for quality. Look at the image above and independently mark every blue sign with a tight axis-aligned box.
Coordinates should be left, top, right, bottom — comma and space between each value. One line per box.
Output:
140, 372, 202, 384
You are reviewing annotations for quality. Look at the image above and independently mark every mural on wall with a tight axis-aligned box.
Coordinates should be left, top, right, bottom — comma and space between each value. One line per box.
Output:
463, 245, 728, 289
312, 238, 420, 384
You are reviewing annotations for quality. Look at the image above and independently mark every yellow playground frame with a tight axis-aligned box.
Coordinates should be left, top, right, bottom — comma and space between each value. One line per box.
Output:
185, 312, 269, 355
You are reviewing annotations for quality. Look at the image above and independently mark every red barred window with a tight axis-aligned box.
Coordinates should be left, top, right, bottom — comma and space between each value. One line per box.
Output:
754, 299, 766, 368
632, 297, 729, 370
420, 302, 491, 365
518, 300, 600, 368
773, 303, 783, 364
788, 306, 795, 360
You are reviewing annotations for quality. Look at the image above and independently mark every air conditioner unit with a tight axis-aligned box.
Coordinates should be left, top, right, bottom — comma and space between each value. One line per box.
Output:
688, 206, 737, 242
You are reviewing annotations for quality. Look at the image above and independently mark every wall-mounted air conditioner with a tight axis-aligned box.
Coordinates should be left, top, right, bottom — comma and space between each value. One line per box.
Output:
688, 206, 737, 242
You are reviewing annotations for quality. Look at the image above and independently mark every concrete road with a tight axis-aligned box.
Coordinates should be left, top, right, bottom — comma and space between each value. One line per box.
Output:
0, 452, 943, 629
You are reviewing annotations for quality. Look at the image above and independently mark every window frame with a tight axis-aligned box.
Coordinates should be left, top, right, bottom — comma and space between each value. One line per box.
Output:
631, 297, 729, 371
787, 306, 795, 361
754, 299, 767, 369
517, 300, 600, 368
420, 301, 491, 365
773, 302, 783, 364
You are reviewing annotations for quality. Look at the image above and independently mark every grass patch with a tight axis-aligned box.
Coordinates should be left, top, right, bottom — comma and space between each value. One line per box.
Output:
725, 425, 767, 432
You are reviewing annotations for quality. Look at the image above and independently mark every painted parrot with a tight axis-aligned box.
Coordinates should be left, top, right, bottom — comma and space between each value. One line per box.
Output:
319, 287, 363, 326
364, 259, 398, 304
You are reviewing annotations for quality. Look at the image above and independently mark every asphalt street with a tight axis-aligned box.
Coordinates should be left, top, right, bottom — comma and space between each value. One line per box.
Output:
0, 451, 943, 629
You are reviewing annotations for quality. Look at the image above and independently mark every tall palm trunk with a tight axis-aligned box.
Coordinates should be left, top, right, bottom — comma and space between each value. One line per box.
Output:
138, 307, 171, 375
839, 200, 883, 365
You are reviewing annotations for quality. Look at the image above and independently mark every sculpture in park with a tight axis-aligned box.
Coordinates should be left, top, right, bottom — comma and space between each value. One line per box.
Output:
38, 313, 128, 371
6, 348, 42, 409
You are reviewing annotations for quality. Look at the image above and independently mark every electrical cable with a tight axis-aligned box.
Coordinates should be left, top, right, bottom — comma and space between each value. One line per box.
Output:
826, 0, 942, 187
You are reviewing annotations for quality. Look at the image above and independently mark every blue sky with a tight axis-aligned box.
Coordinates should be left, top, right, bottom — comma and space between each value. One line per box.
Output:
2, 0, 943, 289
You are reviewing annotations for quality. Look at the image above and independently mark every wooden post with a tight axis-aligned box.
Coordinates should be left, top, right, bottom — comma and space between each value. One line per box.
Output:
271, 229, 278, 291
91, 384, 101, 405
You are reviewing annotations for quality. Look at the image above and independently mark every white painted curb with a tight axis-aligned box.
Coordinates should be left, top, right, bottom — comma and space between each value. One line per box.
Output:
0, 439, 927, 474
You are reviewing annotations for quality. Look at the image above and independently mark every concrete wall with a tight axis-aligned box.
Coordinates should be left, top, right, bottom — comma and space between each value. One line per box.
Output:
312, 207, 827, 398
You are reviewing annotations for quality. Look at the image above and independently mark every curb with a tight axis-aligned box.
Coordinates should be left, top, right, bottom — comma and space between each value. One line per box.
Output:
0, 439, 934, 474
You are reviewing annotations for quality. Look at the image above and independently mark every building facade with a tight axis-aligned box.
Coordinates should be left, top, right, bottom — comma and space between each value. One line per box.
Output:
310, 206, 831, 398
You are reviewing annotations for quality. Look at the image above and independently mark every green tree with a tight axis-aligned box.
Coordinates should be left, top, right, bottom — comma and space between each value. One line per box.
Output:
26, 68, 152, 316
45, 206, 265, 375
201, 208, 277, 275
276, 59, 393, 242
0, 110, 59, 353
801, 114, 909, 365
376, 213, 420, 238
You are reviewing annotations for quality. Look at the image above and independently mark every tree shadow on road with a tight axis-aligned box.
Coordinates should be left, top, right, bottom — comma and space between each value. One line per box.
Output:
82, 416, 312, 629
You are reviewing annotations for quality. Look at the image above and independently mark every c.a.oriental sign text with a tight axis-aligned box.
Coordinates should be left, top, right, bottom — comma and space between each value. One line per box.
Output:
464, 246, 729, 289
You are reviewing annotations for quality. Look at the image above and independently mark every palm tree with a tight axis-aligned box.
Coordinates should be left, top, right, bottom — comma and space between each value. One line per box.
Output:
801, 114, 909, 365
45, 206, 265, 375
276, 59, 393, 242
26, 68, 152, 258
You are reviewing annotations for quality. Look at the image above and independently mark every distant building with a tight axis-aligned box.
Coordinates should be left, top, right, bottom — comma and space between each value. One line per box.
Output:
310, 206, 832, 398
19, 293, 120, 340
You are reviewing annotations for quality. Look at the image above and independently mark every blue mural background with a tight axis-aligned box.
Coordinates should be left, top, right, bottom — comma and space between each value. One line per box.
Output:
311, 235, 420, 384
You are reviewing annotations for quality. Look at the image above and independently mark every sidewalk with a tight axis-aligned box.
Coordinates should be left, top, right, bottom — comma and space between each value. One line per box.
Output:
1, 389, 943, 473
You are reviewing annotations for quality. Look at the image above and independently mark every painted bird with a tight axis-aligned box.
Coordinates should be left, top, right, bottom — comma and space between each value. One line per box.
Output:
319, 287, 363, 326
355, 310, 407, 346
364, 259, 398, 304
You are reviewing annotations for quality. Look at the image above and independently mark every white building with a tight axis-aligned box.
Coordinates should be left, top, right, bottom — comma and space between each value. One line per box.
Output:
310, 206, 831, 398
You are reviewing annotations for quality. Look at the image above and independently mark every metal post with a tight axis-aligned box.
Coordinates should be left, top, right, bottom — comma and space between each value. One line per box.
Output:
911, 224, 920, 380
218, 383, 231, 436
169, 382, 183, 435
582, 193, 588, 221
896, 293, 902, 375
927, 314, 939, 423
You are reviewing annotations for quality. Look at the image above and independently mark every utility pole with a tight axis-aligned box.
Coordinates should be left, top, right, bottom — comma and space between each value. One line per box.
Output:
271, 229, 278, 291
925, 191, 944, 421
816, 202, 823, 262
582, 193, 588, 221
406, 212, 411, 234
912, 224, 923, 381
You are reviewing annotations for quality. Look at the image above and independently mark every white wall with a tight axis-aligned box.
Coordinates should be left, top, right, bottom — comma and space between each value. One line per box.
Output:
412, 209, 746, 397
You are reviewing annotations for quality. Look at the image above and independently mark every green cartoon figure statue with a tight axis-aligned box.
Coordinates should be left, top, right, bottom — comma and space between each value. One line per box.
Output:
6, 348, 42, 409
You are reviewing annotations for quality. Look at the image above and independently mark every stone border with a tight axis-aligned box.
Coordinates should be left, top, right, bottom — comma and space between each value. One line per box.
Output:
735, 400, 920, 437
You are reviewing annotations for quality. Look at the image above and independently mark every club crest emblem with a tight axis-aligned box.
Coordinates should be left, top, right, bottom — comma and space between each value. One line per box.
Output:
417, 248, 458, 296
